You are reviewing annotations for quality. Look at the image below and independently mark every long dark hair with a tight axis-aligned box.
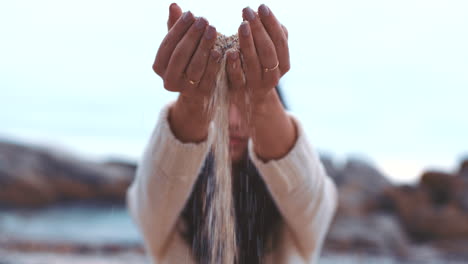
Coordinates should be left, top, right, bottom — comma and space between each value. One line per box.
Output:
180, 86, 287, 263
181, 153, 281, 263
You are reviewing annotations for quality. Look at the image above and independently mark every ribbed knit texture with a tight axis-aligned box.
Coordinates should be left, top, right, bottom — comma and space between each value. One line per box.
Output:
126, 103, 338, 264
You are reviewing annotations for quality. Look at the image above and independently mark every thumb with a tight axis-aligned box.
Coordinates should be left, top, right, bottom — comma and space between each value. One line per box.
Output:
167, 3, 183, 31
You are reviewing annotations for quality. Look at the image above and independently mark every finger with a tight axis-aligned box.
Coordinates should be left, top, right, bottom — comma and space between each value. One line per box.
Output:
198, 49, 221, 95
167, 3, 183, 30
258, 4, 290, 74
242, 7, 278, 74
164, 17, 208, 91
238, 21, 261, 82
226, 49, 244, 92
281, 24, 289, 40
153, 11, 195, 77
185, 25, 217, 85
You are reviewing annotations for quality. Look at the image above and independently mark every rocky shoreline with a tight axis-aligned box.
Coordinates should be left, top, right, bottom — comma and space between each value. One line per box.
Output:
320, 155, 468, 262
1, 140, 467, 262
0, 141, 135, 208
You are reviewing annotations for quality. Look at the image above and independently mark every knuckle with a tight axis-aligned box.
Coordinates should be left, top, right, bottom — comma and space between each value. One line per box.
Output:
275, 72, 281, 83
269, 79, 278, 88
163, 80, 177, 92
281, 25, 289, 38
277, 37, 287, 49
281, 63, 291, 74
152, 63, 163, 76
266, 75, 280, 88
274, 75, 280, 85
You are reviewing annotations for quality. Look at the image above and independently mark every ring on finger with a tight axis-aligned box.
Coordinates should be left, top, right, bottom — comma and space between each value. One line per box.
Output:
189, 79, 198, 85
185, 74, 199, 85
264, 61, 279, 73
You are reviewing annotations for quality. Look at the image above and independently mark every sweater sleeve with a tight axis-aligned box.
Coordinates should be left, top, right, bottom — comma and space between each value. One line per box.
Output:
126, 103, 211, 261
248, 115, 338, 263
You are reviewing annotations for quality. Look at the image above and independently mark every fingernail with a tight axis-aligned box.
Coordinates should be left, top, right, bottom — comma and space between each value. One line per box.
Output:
195, 17, 207, 30
211, 50, 220, 60
230, 51, 238, 60
243, 7, 256, 21
204, 25, 216, 40
259, 4, 270, 16
182, 11, 193, 23
240, 21, 250, 37
169, 3, 177, 11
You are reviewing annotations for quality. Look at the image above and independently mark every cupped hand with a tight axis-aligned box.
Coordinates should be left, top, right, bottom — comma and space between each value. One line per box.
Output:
152, 3, 221, 104
227, 4, 290, 106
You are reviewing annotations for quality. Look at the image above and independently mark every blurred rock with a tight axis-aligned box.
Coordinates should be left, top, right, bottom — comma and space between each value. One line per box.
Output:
321, 157, 408, 257
2, 139, 468, 261
383, 175, 468, 242
0, 141, 136, 207
339, 158, 391, 191
327, 158, 391, 216
459, 159, 468, 178
456, 159, 468, 211
323, 156, 468, 259
319, 156, 341, 183
325, 213, 410, 257
420, 171, 459, 205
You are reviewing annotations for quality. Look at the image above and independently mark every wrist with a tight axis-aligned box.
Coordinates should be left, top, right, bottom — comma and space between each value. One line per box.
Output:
249, 88, 297, 161
251, 89, 281, 119
175, 95, 210, 121
177, 94, 206, 110
169, 96, 210, 143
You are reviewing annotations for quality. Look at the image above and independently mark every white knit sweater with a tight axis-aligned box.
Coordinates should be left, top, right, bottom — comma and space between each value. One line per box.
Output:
126, 104, 338, 264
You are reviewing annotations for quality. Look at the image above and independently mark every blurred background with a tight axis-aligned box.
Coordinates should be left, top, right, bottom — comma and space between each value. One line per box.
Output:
1, 0, 467, 263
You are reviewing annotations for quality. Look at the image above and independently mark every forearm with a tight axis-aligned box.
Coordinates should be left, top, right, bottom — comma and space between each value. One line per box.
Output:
127, 103, 211, 258
169, 95, 210, 143
251, 90, 297, 161
248, 116, 338, 260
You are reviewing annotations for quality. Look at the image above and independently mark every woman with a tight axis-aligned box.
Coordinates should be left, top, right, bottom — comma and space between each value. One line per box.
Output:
126, 3, 338, 264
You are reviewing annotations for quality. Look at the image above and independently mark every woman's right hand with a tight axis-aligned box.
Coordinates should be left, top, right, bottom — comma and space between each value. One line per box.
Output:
153, 3, 221, 105
153, 3, 219, 143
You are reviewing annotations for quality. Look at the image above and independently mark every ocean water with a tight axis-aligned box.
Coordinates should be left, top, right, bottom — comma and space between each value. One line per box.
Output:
0, 205, 141, 245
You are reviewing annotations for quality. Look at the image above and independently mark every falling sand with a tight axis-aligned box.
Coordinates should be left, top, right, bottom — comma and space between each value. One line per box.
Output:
204, 33, 243, 264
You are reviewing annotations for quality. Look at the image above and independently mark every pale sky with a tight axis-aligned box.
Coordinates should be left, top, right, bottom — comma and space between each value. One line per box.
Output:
1, 0, 467, 183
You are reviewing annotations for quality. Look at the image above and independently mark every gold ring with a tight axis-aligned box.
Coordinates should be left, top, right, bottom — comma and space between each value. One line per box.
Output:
185, 73, 199, 85
264, 61, 279, 73
184, 74, 200, 85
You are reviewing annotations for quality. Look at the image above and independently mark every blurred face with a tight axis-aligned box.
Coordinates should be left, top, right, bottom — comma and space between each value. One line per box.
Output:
228, 103, 249, 164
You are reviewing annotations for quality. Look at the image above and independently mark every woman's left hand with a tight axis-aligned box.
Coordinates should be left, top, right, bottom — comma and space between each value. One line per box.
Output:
226, 4, 290, 107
